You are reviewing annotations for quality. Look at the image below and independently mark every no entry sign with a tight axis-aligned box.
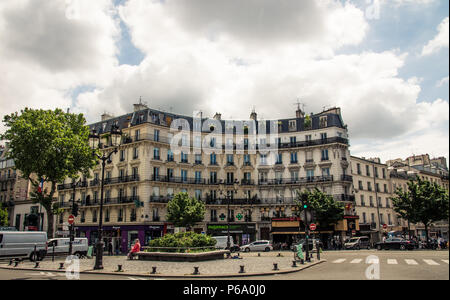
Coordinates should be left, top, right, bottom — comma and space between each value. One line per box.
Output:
68, 215, 75, 225
309, 223, 317, 231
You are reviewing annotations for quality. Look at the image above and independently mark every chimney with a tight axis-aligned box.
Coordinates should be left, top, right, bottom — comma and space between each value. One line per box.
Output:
250, 110, 257, 121
134, 103, 148, 112
213, 113, 222, 121
296, 108, 305, 118
101, 113, 113, 121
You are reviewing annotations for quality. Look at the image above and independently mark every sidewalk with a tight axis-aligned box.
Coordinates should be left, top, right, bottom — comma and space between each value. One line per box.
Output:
0, 252, 326, 278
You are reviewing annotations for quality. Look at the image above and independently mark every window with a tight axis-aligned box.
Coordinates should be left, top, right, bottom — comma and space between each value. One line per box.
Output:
367, 182, 372, 191
210, 172, 217, 184
260, 154, 268, 165
306, 151, 313, 163
181, 152, 188, 163
358, 181, 363, 190
154, 148, 160, 160
135, 129, 140, 141
289, 120, 296, 131
369, 196, 374, 207
227, 154, 234, 165
210, 153, 217, 165
227, 172, 234, 184
384, 184, 388, 193
133, 147, 139, 159
320, 133, 327, 140
322, 168, 330, 177
291, 171, 299, 182
120, 149, 125, 161
195, 154, 202, 164
319, 116, 328, 128
375, 167, 379, 178
290, 136, 297, 144
195, 171, 202, 183
167, 150, 174, 162
153, 167, 160, 179
211, 210, 217, 222
181, 170, 188, 182
290, 152, 298, 163
154, 129, 160, 142
194, 136, 201, 148
360, 195, 365, 206
276, 153, 283, 165
357, 163, 361, 175
105, 209, 110, 222
305, 135, 312, 142
195, 190, 202, 200
371, 213, 375, 223
321, 149, 329, 161
366, 165, 370, 176
376, 183, 380, 192
362, 212, 367, 224
378, 197, 382, 207
118, 209, 123, 222
167, 168, 174, 179
306, 169, 314, 180
382, 168, 386, 179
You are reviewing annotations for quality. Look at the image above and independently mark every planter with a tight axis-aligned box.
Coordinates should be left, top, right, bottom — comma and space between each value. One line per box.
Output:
137, 250, 230, 262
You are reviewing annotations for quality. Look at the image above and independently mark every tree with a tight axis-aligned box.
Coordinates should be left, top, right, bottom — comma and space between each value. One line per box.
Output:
1, 108, 97, 238
0, 204, 8, 227
166, 192, 206, 230
295, 189, 345, 230
392, 177, 449, 243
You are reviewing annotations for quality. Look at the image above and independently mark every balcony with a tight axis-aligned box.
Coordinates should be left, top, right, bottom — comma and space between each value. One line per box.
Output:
205, 198, 262, 205
149, 196, 171, 203
151, 175, 207, 185
241, 179, 255, 186
258, 175, 334, 185
341, 175, 353, 182
103, 196, 138, 205
337, 194, 356, 202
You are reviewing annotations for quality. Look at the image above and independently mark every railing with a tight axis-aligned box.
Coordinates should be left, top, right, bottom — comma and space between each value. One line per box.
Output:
337, 194, 356, 202
258, 175, 334, 185
205, 198, 262, 205
341, 175, 353, 182
57, 181, 88, 191
149, 196, 171, 203
151, 175, 207, 185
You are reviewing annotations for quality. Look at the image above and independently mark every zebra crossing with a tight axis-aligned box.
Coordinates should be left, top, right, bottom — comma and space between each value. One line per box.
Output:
332, 258, 448, 266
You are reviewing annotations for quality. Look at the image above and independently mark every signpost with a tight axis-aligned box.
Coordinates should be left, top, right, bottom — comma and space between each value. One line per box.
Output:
309, 223, 317, 231
68, 215, 75, 225
68, 215, 75, 256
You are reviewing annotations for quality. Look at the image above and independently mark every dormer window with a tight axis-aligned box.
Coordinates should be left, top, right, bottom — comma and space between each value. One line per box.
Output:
289, 120, 297, 131
320, 116, 328, 128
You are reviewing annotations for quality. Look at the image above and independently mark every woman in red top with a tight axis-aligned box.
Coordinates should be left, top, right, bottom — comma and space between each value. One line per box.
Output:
127, 239, 141, 260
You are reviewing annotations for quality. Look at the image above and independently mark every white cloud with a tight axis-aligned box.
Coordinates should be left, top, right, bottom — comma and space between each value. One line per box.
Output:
436, 76, 449, 87
422, 17, 449, 56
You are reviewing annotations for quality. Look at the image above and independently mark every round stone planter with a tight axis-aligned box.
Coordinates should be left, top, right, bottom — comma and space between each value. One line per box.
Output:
136, 250, 230, 262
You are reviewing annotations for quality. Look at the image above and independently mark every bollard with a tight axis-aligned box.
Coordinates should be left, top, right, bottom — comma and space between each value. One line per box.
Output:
151, 267, 157, 274
300, 259, 304, 265
116, 265, 123, 272
34, 262, 40, 269
277, 253, 281, 257
34, 244, 37, 262
59, 262, 65, 270
192, 266, 200, 275
292, 261, 297, 268
239, 265, 245, 274
258, 253, 261, 257
52, 245, 55, 262
9, 259, 13, 266
273, 263, 279, 271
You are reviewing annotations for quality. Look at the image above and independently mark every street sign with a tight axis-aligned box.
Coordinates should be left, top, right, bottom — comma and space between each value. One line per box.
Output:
68, 215, 75, 225
383, 224, 388, 230
309, 223, 317, 231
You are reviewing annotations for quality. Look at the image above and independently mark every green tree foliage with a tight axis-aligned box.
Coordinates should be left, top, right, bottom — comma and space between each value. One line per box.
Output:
295, 189, 345, 229
392, 177, 449, 242
148, 232, 217, 253
166, 192, 206, 229
1, 108, 97, 237
0, 204, 9, 227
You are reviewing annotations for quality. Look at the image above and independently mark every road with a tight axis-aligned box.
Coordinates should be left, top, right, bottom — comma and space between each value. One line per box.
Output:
0, 250, 448, 280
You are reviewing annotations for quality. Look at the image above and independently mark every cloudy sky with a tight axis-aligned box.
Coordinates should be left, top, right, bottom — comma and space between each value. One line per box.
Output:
0, 0, 448, 165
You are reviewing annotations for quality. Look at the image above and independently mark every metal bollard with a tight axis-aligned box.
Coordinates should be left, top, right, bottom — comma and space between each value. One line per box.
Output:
292, 261, 297, 268
239, 265, 245, 274
300, 259, 304, 265
116, 265, 123, 272
258, 253, 261, 257
151, 267, 157, 274
277, 253, 282, 257
273, 263, 279, 271
34, 262, 40, 269
59, 262, 65, 270
192, 266, 200, 275
52, 245, 55, 262
34, 244, 37, 262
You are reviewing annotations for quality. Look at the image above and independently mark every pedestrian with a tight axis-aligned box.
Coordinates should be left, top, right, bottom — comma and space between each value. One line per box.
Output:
108, 240, 113, 256
115, 240, 120, 255
127, 239, 141, 260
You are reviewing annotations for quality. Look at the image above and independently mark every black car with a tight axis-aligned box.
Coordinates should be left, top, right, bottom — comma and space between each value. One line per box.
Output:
291, 239, 323, 252
375, 238, 416, 250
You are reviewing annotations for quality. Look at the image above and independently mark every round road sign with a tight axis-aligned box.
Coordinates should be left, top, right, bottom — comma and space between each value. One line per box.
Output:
68, 215, 75, 225
309, 223, 317, 231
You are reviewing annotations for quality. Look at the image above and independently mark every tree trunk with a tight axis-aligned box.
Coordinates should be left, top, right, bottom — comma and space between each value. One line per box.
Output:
47, 212, 55, 238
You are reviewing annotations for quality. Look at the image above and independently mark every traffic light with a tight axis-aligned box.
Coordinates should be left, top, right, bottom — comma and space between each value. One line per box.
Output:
301, 194, 308, 209
72, 203, 79, 217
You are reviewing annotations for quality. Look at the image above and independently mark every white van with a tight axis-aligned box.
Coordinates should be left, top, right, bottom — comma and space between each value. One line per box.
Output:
0, 231, 48, 261
212, 236, 240, 252
47, 238, 88, 258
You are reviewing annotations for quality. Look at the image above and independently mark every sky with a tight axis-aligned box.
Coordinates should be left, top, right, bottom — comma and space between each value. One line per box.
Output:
0, 0, 448, 165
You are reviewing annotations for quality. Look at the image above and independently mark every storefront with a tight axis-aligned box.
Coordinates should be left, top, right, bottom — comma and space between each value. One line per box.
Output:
271, 217, 302, 247
206, 223, 256, 246
72, 224, 166, 254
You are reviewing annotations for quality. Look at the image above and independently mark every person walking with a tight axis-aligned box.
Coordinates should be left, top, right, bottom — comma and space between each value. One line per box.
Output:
127, 239, 141, 260
108, 240, 113, 256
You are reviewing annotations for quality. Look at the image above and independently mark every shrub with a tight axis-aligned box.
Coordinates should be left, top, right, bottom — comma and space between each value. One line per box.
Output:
147, 232, 217, 253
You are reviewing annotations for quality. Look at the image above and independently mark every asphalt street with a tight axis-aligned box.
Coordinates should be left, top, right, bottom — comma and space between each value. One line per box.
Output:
0, 250, 448, 280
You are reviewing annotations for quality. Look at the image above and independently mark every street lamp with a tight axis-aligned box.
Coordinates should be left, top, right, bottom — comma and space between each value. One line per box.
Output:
219, 181, 238, 251
69, 178, 83, 256
89, 125, 122, 270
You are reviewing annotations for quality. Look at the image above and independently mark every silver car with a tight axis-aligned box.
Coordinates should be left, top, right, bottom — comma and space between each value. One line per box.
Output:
241, 240, 273, 252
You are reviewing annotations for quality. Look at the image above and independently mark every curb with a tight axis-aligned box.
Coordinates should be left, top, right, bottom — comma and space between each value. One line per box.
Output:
0, 259, 326, 279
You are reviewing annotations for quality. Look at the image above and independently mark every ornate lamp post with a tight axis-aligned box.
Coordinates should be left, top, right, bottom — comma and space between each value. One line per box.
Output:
219, 181, 238, 250
89, 125, 122, 270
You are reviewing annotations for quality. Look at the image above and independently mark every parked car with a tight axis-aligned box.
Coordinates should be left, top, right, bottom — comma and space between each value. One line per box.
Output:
211, 236, 240, 252
0, 231, 48, 261
47, 238, 89, 258
376, 238, 416, 250
241, 240, 273, 252
291, 239, 323, 252
344, 236, 371, 250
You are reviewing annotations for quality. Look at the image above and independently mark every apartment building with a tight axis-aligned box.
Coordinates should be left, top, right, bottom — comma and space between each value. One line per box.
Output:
57, 104, 357, 252
0, 147, 52, 232
350, 156, 402, 243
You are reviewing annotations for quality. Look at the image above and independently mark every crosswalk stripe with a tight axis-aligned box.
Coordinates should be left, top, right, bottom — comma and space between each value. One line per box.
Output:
442, 260, 449, 264
423, 259, 439, 266
128, 276, 146, 280
405, 259, 418, 265
350, 259, 363, 264
367, 258, 379, 264
387, 259, 398, 265
128, 277, 138, 280
332, 259, 346, 263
